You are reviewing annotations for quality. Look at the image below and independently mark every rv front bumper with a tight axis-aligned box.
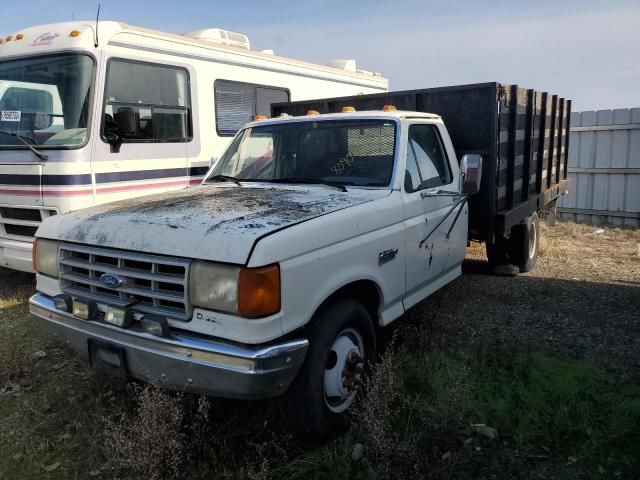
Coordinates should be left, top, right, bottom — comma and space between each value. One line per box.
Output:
0, 236, 34, 273
29, 293, 308, 399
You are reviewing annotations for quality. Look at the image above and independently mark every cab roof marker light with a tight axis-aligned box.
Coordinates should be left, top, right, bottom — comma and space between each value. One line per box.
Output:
254, 114, 267, 120
382, 104, 397, 111
70, 30, 80, 38
342, 106, 356, 113
5, 35, 13, 42
306, 110, 320, 116
16, 33, 24, 40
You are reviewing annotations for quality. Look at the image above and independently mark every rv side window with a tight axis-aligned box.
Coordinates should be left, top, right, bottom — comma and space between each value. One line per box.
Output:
102, 59, 191, 143
214, 80, 289, 136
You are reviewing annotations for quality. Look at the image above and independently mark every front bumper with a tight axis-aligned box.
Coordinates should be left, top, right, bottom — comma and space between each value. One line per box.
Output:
0, 236, 34, 273
29, 293, 308, 399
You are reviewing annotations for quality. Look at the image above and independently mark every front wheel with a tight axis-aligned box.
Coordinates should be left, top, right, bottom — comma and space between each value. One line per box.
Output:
283, 298, 376, 439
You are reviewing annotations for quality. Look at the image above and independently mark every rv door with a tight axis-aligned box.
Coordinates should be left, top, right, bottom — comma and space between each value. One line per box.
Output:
96, 58, 192, 198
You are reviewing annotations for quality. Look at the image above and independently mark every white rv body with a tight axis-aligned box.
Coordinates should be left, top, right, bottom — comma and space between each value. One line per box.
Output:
0, 21, 388, 272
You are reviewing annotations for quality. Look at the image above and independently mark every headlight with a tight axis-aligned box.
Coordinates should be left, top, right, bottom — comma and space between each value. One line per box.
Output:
190, 261, 280, 317
33, 238, 59, 277
190, 261, 240, 313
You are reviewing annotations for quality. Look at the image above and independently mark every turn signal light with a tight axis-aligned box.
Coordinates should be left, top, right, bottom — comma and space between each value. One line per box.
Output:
69, 30, 80, 37
342, 106, 356, 113
382, 104, 397, 111
306, 110, 320, 116
238, 264, 280, 317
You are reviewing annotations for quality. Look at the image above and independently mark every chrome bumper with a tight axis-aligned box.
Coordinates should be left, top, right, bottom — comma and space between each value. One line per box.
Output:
29, 293, 308, 399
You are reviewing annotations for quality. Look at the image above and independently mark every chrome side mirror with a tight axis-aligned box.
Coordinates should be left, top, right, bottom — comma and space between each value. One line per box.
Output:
460, 154, 482, 195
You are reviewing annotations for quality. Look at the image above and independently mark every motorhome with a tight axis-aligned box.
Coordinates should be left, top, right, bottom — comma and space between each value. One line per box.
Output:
0, 21, 388, 272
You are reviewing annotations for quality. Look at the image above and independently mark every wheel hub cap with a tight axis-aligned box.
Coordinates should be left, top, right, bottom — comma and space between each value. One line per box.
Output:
324, 330, 364, 412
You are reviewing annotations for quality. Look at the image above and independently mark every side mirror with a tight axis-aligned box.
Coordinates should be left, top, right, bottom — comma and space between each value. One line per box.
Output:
114, 108, 137, 138
460, 154, 482, 195
106, 108, 137, 153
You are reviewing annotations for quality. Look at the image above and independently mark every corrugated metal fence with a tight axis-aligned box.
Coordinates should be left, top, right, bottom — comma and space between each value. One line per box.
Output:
557, 108, 640, 226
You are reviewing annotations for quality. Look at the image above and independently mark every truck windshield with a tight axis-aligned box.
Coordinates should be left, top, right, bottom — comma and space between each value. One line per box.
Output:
209, 119, 397, 187
0, 54, 93, 149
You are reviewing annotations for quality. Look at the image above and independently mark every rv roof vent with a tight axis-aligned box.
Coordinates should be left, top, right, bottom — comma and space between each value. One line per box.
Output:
327, 59, 357, 73
184, 28, 250, 50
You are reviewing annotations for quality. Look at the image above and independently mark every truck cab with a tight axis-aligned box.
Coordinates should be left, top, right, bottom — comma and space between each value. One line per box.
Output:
30, 108, 481, 438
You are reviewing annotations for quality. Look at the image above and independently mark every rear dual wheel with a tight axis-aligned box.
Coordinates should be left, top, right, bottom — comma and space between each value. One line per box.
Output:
486, 211, 540, 273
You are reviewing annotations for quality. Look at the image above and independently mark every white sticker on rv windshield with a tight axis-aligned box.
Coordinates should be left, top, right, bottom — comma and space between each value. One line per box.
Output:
0, 111, 21, 122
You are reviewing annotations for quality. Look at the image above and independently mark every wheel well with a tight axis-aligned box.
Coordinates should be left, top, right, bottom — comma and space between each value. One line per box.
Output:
318, 280, 382, 325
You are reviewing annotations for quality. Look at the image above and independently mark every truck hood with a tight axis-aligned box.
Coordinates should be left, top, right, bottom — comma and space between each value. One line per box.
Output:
38, 184, 389, 264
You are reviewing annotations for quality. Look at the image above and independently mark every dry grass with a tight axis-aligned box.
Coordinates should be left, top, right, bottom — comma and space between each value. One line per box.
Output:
467, 221, 640, 283
352, 341, 422, 480
0, 270, 34, 310
104, 386, 186, 480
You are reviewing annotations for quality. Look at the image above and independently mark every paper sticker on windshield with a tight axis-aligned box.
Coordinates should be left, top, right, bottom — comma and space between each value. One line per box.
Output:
1, 111, 21, 122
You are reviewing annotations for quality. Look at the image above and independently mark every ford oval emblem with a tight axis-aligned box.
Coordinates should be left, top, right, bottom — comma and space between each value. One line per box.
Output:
100, 273, 125, 289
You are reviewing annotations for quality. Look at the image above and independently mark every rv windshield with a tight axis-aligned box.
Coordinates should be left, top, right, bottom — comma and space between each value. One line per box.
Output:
0, 54, 93, 149
209, 119, 397, 188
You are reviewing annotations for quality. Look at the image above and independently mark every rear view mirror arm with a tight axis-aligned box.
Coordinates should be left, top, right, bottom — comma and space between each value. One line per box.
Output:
419, 195, 468, 247
105, 133, 123, 153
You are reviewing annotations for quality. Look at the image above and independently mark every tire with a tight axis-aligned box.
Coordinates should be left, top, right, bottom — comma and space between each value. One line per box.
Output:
508, 211, 540, 272
283, 298, 376, 440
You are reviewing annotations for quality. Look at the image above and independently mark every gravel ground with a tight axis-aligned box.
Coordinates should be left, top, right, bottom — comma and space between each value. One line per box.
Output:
406, 220, 640, 380
1, 220, 638, 380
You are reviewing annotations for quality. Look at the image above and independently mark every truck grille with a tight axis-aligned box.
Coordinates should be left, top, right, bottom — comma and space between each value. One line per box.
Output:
59, 243, 192, 321
0, 206, 57, 239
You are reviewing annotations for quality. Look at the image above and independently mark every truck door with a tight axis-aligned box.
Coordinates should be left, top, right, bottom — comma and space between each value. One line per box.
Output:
402, 122, 458, 310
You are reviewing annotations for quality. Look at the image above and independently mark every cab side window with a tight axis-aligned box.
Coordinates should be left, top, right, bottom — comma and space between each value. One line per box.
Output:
103, 59, 191, 143
404, 124, 452, 192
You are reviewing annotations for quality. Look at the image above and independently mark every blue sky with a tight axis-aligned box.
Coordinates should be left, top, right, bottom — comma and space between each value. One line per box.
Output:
2, 0, 639, 110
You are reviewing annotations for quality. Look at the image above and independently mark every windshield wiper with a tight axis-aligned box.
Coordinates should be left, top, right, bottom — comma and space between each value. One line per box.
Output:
0, 130, 48, 161
205, 175, 242, 186
264, 177, 347, 192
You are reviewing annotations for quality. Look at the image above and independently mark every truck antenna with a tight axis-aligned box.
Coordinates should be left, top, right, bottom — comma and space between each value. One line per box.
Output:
94, 4, 101, 47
